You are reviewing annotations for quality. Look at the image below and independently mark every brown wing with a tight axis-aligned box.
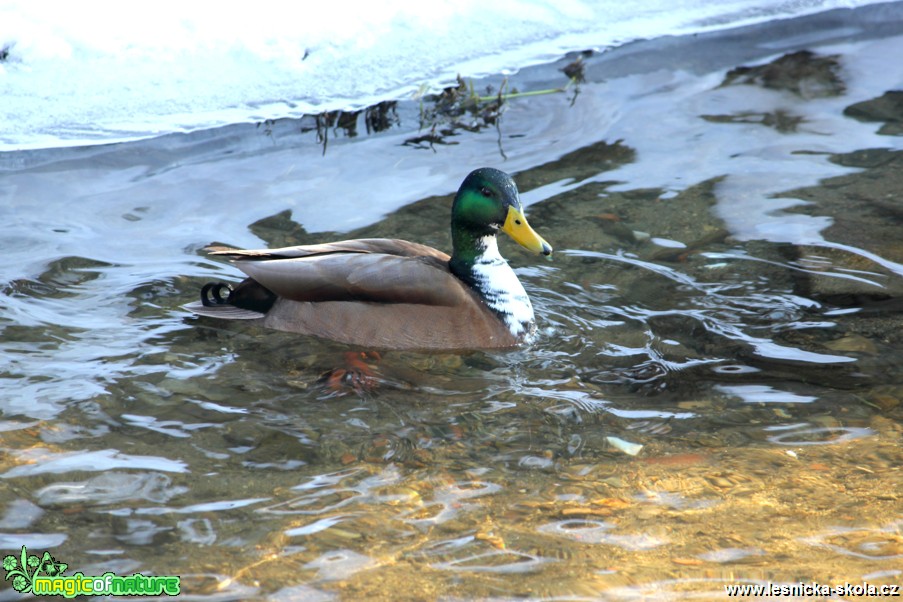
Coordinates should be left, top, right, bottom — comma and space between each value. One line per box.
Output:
208, 238, 449, 261
230, 251, 467, 307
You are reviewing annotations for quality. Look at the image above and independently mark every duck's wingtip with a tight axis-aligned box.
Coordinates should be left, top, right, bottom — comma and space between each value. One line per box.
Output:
205, 245, 244, 257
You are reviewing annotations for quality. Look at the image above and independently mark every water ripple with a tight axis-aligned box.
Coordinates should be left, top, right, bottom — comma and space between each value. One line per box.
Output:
765, 424, 875, 446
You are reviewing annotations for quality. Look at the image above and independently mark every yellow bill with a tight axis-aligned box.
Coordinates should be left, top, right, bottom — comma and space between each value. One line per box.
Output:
502, 206, 552, 256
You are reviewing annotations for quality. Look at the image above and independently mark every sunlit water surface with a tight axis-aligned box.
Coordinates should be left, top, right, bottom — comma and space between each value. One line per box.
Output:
2, 6, 902, 601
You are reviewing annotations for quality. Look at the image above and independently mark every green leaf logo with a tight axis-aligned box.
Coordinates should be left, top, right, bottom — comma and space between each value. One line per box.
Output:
2, 546, 67, 594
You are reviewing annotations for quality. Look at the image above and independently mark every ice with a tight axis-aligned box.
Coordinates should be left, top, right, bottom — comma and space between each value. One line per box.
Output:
0, 0, 888, 150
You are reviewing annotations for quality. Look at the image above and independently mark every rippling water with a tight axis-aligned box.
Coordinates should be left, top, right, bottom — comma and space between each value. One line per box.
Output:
2, 5, 902, 600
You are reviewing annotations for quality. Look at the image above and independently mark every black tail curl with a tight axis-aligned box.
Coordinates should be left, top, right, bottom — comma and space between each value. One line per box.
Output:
201, 282, 233, 307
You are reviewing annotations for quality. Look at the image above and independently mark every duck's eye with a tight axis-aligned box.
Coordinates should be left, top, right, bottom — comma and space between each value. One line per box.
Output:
480, 186, 493, 197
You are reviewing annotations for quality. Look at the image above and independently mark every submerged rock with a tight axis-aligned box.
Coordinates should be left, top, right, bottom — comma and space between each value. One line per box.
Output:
721, 50, 845, 98
844, 90, 903, 136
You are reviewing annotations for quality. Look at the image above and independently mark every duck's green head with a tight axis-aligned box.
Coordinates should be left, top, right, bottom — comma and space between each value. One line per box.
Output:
451, 167, 552, 257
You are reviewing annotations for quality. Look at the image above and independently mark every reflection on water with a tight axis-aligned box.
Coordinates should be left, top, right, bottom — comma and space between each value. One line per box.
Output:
2, 5, 903, 600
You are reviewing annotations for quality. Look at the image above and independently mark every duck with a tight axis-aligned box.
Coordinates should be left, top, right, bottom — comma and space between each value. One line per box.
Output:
185, 167, 552, 350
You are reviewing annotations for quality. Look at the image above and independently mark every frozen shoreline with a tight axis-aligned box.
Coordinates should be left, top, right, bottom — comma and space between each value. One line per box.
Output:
1, 0, 896, 151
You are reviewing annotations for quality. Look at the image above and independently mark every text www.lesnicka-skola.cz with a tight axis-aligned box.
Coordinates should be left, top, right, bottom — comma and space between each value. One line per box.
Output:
725, 582, 900, 597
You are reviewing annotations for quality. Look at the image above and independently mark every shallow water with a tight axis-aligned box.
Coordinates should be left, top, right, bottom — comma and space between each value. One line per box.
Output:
2, 5, 903, 601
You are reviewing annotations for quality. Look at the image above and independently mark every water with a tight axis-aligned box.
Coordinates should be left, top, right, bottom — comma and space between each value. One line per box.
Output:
2, 3, 903, 600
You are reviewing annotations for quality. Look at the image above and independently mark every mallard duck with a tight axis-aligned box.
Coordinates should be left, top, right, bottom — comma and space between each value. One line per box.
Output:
186, 167, 552, 350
